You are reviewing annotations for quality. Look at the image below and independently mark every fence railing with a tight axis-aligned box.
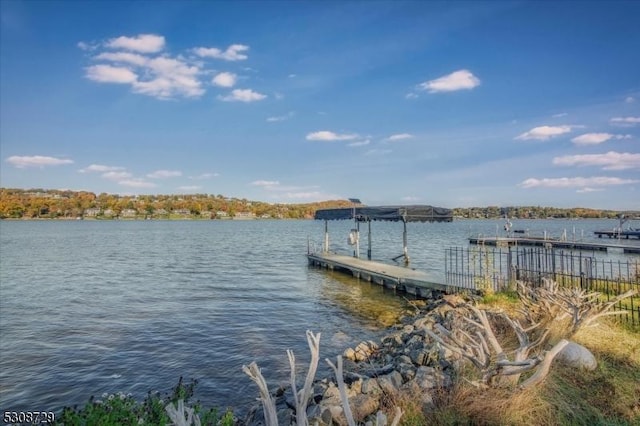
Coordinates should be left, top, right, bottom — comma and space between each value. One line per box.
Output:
444, 246, 640, 325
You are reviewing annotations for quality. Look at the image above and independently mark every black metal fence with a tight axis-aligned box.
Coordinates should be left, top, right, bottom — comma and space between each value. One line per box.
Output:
445, 246, 640, 325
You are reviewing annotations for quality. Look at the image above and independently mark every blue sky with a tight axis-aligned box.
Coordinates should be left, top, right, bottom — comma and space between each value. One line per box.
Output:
1, 1, 639, 209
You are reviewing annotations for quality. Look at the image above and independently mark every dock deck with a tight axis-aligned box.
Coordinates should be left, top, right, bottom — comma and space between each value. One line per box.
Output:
307, 252, 454, 297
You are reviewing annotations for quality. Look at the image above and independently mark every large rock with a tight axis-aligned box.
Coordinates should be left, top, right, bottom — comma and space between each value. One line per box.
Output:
349, 394, 380, 422
557, 341, 597, 371
354, 340, 379, 361
414, 366, 452, 389
343, 347, 357, 361
306, 404, 333, 426
376, 370, 403, 395
361, 378, 382, 395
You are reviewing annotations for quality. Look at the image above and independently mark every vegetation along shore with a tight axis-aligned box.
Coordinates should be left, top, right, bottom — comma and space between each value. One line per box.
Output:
1, 188, 638, 220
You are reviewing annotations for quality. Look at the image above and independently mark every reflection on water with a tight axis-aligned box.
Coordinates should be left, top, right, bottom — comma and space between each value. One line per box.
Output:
317, 270, 409, 327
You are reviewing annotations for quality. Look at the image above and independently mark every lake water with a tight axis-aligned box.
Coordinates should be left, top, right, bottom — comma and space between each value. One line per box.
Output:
0, 218, 637, 413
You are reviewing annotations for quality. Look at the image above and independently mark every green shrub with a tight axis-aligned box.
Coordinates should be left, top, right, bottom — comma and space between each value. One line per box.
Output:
57, 377, 234, 425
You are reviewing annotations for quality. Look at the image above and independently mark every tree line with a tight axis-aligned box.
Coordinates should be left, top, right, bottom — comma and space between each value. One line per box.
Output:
0, 188, 352, 219
0, 188, 635, 220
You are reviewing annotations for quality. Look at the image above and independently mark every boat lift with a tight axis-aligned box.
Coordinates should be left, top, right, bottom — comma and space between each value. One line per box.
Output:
313, 203, 453, 266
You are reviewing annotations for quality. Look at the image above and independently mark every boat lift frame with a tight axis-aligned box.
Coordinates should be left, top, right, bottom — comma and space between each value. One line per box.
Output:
314, 204, 454, 266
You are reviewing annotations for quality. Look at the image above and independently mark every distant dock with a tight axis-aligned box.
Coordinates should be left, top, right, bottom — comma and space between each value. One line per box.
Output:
468, 236, 640, 254
594, 229, 640, 239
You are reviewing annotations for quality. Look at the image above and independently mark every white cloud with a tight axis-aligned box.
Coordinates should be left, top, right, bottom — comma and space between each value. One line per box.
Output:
387, 133, 413, 142
77, 41, 98, 51
132, 56, 203, 99
79, 164, 132, 181
348, 139, 371, 147
189, 173, 219, 180
405, 92, 419, 99
402, 196, 420, 202
147, 170, 182, 179
102, 171, 133, 181
177, 185, 202, 191
519, 176, 638, 189
553, 151, 640, 170
218, 88, 266, 102
85, 36, 203, 99
576, 187, 603, 193
6, 155, 74, 168
86, 64, 138, 84
419, 69, 480, 93
267, 112, 294, 122
610, 116, 640, 127
95, 52, 149, 67
552, 112, 568, 118
306, 131, 359, 141
251, 180, 280, 187
212, 72, 237, 88
106, 34, 165, 53
193, 44, 249, 61
281, 191, 326, 200
515, 125, 573, 141
79, 164, 125, 173
119, 179, 157, 188
571, 133, 631, 145
625, 96, 635, 103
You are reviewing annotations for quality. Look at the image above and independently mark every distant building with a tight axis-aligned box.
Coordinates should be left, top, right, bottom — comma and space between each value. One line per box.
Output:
84, 208, 101, 217
121, 209, 137, 218
233, 212, 255, 220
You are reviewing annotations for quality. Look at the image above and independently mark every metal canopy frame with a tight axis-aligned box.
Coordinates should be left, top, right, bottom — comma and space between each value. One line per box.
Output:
314, 205, 453, 265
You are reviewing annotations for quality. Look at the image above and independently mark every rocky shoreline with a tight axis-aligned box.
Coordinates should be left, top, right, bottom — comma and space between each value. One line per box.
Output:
242, 293, 463, 425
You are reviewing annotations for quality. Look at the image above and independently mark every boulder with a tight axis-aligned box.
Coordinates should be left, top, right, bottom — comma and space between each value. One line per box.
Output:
397, 362, 416, 381
557, 341, 597, 371
361, 378, 382, 395
349, 394, 380, 422
306, 404, 333, 426
353, 341, 379, 361
343, 347, 357, 361
376, 370, 403, 395
414, 366, 452, 389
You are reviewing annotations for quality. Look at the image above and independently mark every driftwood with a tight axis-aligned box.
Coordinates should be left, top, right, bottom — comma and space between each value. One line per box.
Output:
518, 278, 637, 337
426, 279, 637, 390
244, 331, 403, 426
288, 330, 321, 426
425, 307, 555, 388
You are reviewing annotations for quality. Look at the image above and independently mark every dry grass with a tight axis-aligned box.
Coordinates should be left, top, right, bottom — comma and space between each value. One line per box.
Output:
416, 314, 639, 426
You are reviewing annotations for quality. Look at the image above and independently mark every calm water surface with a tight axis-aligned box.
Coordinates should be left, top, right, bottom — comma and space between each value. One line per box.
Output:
0, 218, 636, 413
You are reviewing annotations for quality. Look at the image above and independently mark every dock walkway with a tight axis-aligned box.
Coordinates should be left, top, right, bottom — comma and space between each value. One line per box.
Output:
307, 252, 453, 297
468, 236, 640, 254
594, 230, 640, 239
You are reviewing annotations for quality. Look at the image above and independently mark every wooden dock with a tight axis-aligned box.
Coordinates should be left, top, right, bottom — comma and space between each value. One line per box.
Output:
594, 230, 640, 239
307, 252, 454, 297
468, 236, 640, 254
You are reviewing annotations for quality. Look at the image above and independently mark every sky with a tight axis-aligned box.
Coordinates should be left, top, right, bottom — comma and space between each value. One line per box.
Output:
1, 0, 639, 210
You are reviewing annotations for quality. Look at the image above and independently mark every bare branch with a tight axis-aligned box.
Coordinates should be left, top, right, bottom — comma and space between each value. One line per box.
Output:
242, 362, 278, 426
326, 356, 356, 426
519, 340, 569, 389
